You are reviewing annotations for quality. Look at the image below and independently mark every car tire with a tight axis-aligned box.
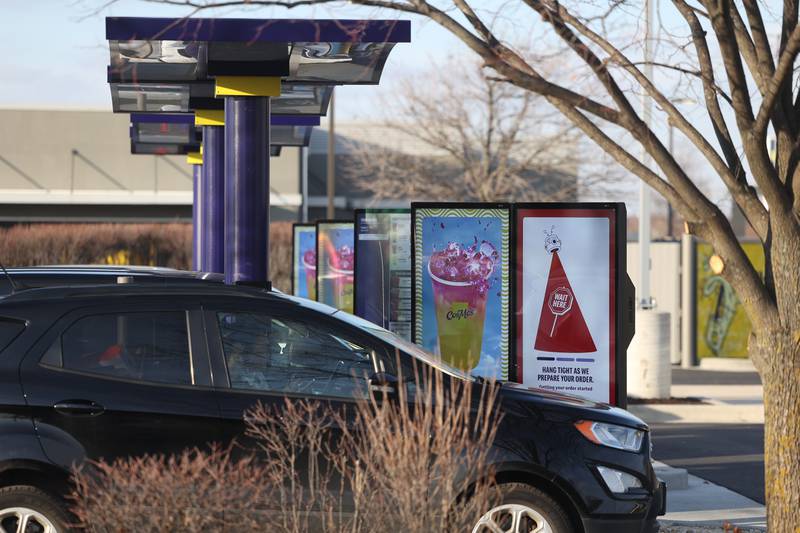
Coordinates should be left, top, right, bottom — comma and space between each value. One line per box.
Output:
473, 482, 575, 533
0, 485, 71, 533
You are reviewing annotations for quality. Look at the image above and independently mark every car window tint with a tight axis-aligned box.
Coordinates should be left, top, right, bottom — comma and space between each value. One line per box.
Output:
217, 311, 375, 399
42, 311, 192, 385
0, 318, 25, 354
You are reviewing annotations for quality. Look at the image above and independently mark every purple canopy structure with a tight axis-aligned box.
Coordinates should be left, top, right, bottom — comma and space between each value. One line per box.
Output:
129, 113, 318, 154
106, 16, 410, 286
129, 112, 320, 273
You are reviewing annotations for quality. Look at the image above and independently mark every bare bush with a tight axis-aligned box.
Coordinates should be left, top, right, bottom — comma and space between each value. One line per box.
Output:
338, 367, 502, 532
268, 221, 293, 293
0, 223, 192, 268
0, 221, 294, 290
71, 372, 501, 532
70, 446, 271, 532
244, 399, 345, 533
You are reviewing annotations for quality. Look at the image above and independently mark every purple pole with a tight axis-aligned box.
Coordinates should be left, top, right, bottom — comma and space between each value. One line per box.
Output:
224, 96, 270, 285
192, 163, 202, 271
201, 125, 225, 273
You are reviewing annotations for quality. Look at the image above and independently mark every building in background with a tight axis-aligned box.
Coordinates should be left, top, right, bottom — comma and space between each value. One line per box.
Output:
0, 109, 301, 224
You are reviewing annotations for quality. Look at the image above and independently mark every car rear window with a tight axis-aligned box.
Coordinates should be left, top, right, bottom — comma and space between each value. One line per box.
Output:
40, 311, 192, 385
0, 318, 26, 354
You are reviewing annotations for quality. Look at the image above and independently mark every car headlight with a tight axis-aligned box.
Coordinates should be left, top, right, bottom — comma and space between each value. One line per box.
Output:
596, 466, 643, 493
574, 420, 644, 452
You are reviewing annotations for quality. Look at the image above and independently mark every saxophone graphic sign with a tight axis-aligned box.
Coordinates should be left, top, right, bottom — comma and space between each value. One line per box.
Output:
696, 242, 764, 358
515, 205, 624, 405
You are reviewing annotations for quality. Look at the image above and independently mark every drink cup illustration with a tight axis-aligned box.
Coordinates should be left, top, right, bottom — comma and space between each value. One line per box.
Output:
329, 245, 354, 312
428, 241, 497, 371
302, 249, 317, 301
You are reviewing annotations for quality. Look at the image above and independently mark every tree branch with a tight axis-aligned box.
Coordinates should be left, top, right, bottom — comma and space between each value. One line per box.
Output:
548, 0, 769, 241
529, 0, 772, 248
755, 22, 800, 136
704, 0, 792, 215
727, 3, 768, 93
741, 0, 776, 82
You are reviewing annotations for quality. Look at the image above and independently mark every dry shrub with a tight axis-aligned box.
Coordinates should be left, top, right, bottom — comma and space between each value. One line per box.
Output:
268, 221, 293, 293
0, 223, 192, 268
71, 373, 501, 533
0, 221, 294, 290
339, 368, 502, 531
70, 446, 271, 532
244, 400, 345, 533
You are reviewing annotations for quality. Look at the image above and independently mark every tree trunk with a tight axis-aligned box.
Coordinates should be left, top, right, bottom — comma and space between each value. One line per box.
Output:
753, 330, 800, 531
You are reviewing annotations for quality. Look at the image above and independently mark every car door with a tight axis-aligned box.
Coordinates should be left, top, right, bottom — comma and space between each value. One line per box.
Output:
19, 297, 220, 469
203, 298, 389, 505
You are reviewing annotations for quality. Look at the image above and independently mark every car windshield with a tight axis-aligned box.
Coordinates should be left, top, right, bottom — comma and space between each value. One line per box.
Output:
329, 309, 473, 381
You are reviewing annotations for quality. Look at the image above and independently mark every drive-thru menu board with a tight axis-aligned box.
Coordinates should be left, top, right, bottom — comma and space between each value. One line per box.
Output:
354, 209, 412, 340
412, 204, 511, 380
292, 224, 317, 300
317, 221, 355, 313
514, 204, 627, 405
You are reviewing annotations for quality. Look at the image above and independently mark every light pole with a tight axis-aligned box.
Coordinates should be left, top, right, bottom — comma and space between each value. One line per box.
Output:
628, 0, 672, 399
667, 124, 674, 238
640, 0, 655, 310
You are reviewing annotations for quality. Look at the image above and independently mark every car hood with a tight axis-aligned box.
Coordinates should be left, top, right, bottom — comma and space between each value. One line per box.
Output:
497, 381, 647, 430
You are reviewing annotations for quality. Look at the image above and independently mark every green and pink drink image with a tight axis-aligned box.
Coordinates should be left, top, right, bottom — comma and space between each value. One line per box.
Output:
428, 240, 498, 370
302, 249, 317, 301
318, 223, 354, 312
319, 241, 354, 312
329, 244, 354, 312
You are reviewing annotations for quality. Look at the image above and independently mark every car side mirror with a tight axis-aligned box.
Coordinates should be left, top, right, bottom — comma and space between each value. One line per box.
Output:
368, 372, 399, 396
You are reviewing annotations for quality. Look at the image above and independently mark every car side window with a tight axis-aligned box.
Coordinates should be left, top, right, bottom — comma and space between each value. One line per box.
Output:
40, 311, 193, 385
0, 318, 25, 355
216, 311, 376, 399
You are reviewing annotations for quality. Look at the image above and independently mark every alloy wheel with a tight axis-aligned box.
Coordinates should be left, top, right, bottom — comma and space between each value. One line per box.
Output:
472, 503, 554, 533
0, 507, 57, 533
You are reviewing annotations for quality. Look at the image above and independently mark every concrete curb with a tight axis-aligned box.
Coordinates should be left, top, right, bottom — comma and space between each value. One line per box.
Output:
698, 358, 756, 372
654, 461, 689, 490
629, 403, 764, 424
659, 472, 766, 530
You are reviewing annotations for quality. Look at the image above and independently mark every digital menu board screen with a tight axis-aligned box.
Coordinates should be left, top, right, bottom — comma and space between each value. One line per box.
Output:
292, 224, 317, 300
514, 204, 625, 405
412, 203, 511, 380
317, 221, 355, 313
354, 209, 412, 340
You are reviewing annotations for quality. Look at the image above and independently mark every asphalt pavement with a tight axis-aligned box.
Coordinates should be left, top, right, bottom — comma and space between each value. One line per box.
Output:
671, 368, 762, 386
650, 422, 764, 504
648, 367, 764, 504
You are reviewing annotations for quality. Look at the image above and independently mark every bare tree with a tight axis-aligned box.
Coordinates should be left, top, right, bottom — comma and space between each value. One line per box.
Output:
110, 1, 800, 527
342, 58, 612, 202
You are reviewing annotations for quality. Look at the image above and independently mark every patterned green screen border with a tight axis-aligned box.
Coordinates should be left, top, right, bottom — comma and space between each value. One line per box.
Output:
413, 207, 511, 380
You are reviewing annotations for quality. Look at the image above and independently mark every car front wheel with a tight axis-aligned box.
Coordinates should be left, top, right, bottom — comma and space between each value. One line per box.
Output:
472, 482, 573, 533
0, 485, 69, 533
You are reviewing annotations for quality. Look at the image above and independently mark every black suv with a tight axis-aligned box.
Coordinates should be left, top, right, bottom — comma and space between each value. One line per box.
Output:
0, 274, 664, 533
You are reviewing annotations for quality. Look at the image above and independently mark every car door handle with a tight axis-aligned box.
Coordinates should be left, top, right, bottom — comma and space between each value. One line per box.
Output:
53, 400, 105, 417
